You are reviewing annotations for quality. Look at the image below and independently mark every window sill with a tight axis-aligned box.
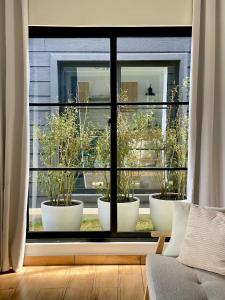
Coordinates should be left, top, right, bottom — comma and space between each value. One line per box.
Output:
25, 241, 158, 256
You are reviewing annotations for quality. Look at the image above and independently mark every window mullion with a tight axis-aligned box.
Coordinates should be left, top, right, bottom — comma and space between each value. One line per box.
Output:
110, 36, 118, 236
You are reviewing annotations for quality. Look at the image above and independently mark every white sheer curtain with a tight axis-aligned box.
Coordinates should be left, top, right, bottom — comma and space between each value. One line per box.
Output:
0, 0, 29, 272
188, 0, 225, 206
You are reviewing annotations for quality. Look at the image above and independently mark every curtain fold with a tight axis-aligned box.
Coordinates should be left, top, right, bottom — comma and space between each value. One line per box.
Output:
0, 0, 29, 272
188, 0, 225, 206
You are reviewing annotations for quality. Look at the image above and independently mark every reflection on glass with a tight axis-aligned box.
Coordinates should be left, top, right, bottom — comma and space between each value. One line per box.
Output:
30, 107, 110, 168
29, 171, 110, 232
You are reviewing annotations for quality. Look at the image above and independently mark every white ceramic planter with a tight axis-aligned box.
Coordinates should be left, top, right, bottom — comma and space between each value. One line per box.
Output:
41, 200, 83, 231
149, 194, 186, 231
98, 197, 140, 232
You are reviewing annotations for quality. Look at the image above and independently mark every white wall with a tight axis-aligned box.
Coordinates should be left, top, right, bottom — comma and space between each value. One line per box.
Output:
28, 0, 193, 26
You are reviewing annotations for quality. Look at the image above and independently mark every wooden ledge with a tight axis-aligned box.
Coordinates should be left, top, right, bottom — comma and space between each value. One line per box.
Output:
24, 255, 147, 266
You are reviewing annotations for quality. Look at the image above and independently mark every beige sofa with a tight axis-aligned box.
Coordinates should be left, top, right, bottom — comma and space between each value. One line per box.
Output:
144, 231, 225, 300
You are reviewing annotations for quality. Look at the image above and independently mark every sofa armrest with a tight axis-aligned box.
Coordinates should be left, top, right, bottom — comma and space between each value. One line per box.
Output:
151, 231, 171, 254
151, 231, 171, 238
144, 231, 172, 300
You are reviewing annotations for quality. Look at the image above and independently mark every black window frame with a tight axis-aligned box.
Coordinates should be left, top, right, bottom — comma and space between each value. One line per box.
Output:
27, 26, 191, 242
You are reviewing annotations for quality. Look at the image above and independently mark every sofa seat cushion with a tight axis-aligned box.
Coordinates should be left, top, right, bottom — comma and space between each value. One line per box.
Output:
146, 254, 225, 300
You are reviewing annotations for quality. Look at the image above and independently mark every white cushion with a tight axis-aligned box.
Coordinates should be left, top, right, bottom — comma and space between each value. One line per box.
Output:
163, 202, 190, 256
163, 202, 225, 257
177, 205, 225, 275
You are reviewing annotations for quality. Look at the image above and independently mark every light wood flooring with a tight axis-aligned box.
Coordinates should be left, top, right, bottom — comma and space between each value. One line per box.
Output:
0, 265, 147, 300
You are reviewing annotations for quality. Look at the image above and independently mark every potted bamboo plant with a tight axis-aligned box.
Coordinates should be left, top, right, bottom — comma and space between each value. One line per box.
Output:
35, 107, 94, 231
96, 98, 152, 232
149, 79, 189, 231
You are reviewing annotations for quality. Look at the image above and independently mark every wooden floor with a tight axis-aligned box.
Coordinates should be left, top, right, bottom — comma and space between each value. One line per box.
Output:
0, 265, 147, 300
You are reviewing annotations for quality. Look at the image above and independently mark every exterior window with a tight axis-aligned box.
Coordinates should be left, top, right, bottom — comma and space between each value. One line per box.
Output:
58, 62, 110, 103
28, 27, 191, 239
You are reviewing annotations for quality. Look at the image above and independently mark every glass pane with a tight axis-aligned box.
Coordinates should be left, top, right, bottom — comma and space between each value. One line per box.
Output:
117, 37, 191, 103
30, 106, 110, 168
117, 105, 188, 168
116, 170, 187, 232
29, 38, 110, 103
29, 170, 110, 232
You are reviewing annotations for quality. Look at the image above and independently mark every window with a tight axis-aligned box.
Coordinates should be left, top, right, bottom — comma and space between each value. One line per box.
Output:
28, 27, 191, 240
